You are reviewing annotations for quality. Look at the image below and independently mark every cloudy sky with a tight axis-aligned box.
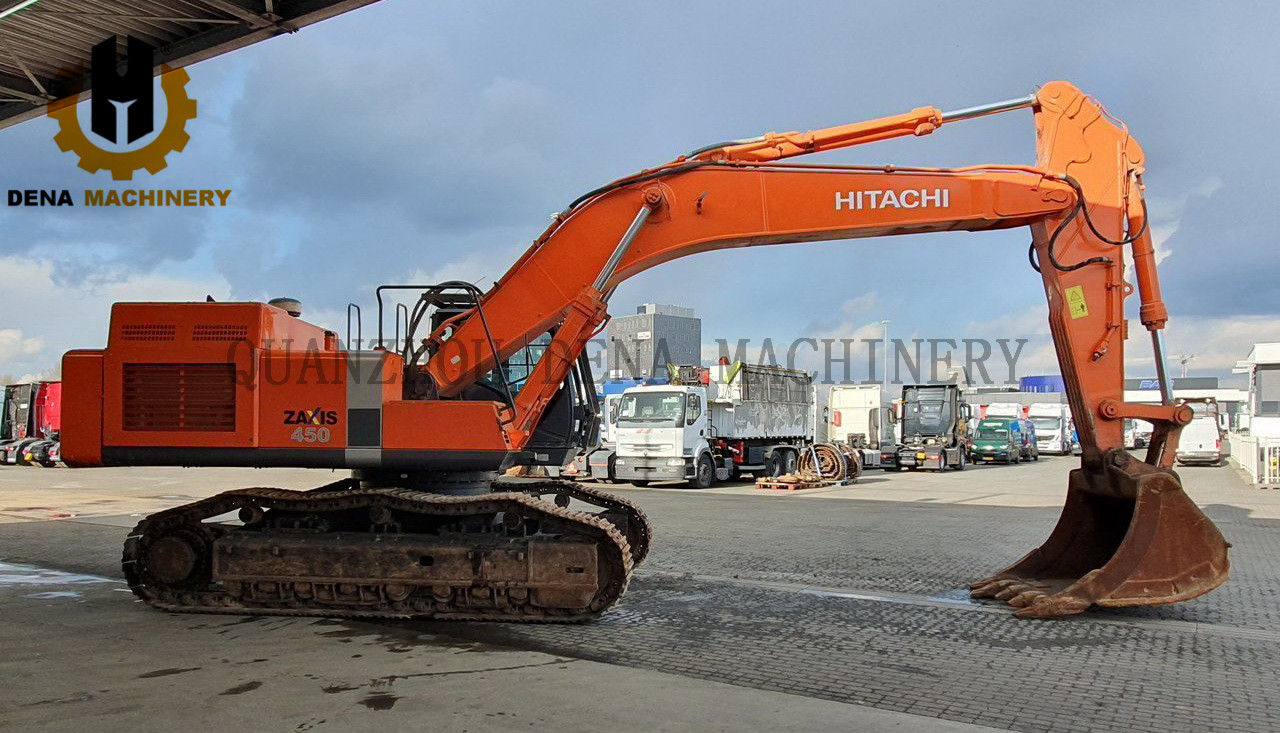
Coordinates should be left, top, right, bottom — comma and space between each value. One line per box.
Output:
1, 0, 1276, 386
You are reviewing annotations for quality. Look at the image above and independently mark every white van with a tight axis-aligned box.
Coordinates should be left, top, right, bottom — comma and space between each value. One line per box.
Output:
1176, 398, 1227, 467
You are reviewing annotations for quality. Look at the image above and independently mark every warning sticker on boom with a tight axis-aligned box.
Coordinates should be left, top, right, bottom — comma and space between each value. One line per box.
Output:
1065, 286, 1089, 319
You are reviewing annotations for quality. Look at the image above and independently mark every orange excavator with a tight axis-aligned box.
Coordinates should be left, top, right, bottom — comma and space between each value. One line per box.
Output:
62, 81, 1228, 620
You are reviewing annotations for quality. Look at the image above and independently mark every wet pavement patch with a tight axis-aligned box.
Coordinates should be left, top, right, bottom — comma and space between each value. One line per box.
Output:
220, 681, 263, 696
137, 667, 201, 679
358, 692, 399, 711
24, 590, 81, 599
0, 561, 116, 587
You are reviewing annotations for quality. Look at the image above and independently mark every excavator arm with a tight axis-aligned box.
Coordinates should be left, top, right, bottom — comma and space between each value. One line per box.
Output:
421, 81, 1228, 617
427, 83, 1156, 461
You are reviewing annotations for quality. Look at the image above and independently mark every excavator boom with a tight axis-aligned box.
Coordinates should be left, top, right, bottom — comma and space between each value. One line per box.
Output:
63, 81, 1227, 620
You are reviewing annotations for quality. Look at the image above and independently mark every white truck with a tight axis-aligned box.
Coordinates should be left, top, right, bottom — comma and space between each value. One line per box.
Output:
613, 362, 816, 488
1028, 402, 1073, 455
827, 384, 897, 469
984, 402, 1025, 419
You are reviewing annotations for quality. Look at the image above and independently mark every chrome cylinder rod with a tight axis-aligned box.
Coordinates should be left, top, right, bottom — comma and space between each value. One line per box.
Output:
593, 204, 653, 294
1151, 329, 1175, 405
941, 93, 1037, 123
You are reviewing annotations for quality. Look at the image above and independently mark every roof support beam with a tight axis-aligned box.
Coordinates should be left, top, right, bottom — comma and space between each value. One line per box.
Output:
24, 11, 243, 25
0, 0, 385, 131
0, 70, 47, 104
0, 37, 47, 96
193, 0, 287, 31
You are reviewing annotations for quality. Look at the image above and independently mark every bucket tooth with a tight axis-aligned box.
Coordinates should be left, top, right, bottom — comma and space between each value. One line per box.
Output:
970, 578, 1015, 598
1008, 590, 1046, 608
973, 456, 1229, 618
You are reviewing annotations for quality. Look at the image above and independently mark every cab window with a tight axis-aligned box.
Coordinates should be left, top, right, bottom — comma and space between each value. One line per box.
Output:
686, 393, 702, 425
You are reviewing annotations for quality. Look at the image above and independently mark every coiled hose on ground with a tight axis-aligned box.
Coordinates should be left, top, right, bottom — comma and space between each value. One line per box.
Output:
797, 442, 862, 482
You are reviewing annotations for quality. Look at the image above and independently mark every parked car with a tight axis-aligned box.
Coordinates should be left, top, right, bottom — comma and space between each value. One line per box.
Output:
971, 417, 1026, 464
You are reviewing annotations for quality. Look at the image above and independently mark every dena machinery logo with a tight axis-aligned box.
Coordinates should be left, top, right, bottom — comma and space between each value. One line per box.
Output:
6, 34, 230, 209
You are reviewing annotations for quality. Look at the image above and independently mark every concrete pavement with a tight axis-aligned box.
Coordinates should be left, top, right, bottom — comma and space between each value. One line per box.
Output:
2, 456, 1278, 732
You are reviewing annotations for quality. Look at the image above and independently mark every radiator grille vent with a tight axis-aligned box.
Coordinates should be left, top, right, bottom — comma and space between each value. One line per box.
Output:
122, 363, 237, 432
121, 324, 176, 342
192, 324, 250, 342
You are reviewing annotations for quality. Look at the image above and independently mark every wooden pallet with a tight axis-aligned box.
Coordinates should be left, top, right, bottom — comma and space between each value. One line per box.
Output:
754, 477, 854, 491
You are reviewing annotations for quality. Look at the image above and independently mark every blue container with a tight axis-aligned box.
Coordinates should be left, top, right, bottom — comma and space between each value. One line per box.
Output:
1020, 375, 1066, 393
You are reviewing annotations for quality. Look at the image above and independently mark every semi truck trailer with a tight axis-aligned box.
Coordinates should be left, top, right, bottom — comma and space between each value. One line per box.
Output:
827, 383, 897, 469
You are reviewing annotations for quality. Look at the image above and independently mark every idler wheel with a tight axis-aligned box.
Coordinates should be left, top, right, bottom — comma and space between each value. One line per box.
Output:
147, 535, 200, 585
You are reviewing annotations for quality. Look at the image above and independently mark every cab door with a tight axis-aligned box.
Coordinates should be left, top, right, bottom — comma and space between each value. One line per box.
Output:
684, 390, 706, 459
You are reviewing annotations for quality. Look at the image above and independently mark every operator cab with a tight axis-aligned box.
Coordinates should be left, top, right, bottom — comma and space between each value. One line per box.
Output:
369, 281, 600, 469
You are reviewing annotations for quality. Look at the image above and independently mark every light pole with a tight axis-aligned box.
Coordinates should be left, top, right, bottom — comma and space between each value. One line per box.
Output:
1177, 354, 1196, 379
881, 320, 890, 394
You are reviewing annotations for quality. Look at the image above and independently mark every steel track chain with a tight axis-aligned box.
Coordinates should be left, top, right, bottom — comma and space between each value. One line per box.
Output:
122, 483, 634, 623
498, 478, 652, 564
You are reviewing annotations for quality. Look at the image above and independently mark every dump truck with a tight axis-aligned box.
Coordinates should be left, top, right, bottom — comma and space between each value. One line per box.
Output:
613, 362, 815, 488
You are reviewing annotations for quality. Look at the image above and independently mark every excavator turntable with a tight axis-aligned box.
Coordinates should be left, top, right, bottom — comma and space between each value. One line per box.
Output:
63, 81, 1228, 621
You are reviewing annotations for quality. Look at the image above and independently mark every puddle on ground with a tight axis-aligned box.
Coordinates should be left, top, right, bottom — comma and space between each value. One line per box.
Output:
137, 667, 201, 679
0, 561, 117, 587
358, 692, 400, 711
0, 507, 78, 518
24, 590, 82, 600
220, 681, 263, 696
926, 587, 979, 605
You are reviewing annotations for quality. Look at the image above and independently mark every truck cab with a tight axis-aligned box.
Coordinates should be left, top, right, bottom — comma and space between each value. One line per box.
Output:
1028, 402, 1071, 455
896, 383, 971, 471
613, 383, 719, 486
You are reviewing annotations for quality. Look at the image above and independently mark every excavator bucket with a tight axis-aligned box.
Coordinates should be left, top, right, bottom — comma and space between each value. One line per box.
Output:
971, 457, 1229, 618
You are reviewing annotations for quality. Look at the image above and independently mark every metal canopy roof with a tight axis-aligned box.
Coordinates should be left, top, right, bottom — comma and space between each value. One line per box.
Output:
0, 0, 383, 131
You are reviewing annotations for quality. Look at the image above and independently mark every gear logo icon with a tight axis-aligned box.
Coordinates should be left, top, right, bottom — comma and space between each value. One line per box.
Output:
46, 65, 197, 181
